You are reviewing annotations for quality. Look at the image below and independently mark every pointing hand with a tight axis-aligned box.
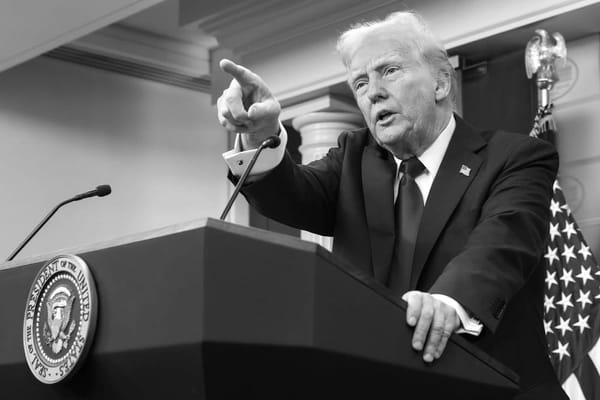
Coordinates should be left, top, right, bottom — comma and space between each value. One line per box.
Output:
217, 59, 281, 149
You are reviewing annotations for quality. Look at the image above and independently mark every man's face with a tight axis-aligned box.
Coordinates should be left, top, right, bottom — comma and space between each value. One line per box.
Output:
347, 33, 441, 158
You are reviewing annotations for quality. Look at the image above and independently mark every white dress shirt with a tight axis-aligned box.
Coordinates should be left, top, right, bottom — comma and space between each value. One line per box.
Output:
223, 116, 482, 336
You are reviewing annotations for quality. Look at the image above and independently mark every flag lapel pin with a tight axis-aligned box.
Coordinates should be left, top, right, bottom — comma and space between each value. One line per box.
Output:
459, 164, 471, 177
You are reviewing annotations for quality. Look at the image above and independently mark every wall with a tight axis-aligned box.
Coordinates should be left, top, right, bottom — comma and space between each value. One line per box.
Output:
553, 34, 600, 259
0, 56, 228, 260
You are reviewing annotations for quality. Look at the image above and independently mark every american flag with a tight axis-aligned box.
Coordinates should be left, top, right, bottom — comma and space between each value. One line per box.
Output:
530, 105, 600, 400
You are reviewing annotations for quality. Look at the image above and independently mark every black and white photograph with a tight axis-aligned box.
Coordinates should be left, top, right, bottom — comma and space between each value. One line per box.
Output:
1, 1, 599, 399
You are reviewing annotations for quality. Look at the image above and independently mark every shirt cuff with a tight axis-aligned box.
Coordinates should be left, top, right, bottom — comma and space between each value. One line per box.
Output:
431, 293, 483, 336
222, 122, 288, 177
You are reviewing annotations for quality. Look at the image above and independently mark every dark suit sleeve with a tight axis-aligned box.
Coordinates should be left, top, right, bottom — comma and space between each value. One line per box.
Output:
429, 136, 558, 332
235, 132, 350, 236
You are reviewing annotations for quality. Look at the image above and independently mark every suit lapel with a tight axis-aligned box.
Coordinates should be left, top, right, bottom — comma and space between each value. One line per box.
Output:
411, 117, 486, 288
362, 143, 396, 282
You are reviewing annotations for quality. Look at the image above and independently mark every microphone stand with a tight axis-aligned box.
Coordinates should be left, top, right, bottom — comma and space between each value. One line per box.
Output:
6, 185, 112, 262
219, 136, 280, 221
7, 198, 74, 261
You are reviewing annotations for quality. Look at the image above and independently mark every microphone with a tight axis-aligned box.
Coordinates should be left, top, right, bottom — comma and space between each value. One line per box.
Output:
219, 135, 281, 221
71, 184, 112, 201
6, 185, 112, 261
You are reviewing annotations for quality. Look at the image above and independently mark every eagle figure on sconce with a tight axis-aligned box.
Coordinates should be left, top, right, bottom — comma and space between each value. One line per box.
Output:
525, 29, 567, 87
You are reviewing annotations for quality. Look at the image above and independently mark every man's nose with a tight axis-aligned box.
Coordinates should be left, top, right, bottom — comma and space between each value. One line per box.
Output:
367, 78, 388, 102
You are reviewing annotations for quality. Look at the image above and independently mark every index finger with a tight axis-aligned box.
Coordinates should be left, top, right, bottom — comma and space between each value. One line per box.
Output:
219, 59, 258, 88
402, 290, 422, 327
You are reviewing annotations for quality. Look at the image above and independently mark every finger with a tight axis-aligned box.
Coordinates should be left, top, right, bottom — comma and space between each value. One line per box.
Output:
222, 84, 250, 122
411, 294, 434, 352
218, 118, 239, 134
219, 58, 259, 89
217, 94, 233, 121
217, 95, 245, 128
402, 291, 421, 327
248, 100, 280, 121
218, 117, 251, 134
218, 114, 249, 130
423, 304, 446, 363
225, 96, 249, 122
435, 312, 459, 359
248, 102, 266, 120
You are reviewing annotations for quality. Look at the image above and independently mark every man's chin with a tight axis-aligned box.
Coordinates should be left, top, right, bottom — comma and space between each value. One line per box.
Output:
375, 129, 406, 147
373, 133, 415, 158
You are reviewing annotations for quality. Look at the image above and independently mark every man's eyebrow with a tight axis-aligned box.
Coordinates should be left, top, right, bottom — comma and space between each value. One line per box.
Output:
349, 59, 385, 81
348, 69, 366, 84
349, 54, 405, 80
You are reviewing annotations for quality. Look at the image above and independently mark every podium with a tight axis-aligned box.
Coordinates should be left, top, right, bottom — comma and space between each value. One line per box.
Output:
0, 218, 518, 399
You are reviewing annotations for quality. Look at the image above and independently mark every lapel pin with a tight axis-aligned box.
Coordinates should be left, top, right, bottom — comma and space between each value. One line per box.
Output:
459, 164, 471, 176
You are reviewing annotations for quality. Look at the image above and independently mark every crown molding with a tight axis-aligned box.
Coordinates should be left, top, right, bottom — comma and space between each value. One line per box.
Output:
181, 0, 399, 56
443, 0, 600, 49
67, 24, 217, 78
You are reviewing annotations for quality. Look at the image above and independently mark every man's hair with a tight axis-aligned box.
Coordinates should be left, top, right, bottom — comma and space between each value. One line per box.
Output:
336, 11, 457, 106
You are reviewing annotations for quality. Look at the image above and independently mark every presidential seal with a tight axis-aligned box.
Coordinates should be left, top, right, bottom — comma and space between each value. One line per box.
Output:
23, 254, 98, 383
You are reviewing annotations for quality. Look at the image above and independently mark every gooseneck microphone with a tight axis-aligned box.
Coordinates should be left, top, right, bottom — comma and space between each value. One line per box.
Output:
220, 135, 281, 221
6, 185, 112, 261
71, 184, 112, 201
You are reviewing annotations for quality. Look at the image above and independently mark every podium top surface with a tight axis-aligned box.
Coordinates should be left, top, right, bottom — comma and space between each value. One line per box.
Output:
0, 217, 519, 396
1, 218, 315, 271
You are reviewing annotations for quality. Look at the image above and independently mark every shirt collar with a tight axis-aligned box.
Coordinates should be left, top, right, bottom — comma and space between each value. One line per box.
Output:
394, 114, 456, 178
418, 114, 455, 178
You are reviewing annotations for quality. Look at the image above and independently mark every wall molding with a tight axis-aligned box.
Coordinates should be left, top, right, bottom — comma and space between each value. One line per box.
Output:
44, 46, 211, 92
43, 24, 216, 92
69, 24, 215, 77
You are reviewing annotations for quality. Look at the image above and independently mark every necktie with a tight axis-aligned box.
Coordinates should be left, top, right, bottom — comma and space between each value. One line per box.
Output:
388, 157, 425, 295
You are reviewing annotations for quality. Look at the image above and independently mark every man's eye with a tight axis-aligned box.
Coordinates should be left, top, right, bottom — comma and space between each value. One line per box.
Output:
353, 80, 367, 91
384, 66, 400, 76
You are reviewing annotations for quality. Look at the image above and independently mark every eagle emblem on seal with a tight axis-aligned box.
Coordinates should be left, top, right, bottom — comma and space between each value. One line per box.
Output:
43, 286, 76, 354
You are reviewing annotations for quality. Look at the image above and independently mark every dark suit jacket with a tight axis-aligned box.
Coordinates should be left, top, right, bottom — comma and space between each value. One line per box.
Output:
239, 116, 566, 399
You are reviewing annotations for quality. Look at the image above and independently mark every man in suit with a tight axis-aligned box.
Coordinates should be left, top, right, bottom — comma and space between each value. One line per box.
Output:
217, 10, 567, 399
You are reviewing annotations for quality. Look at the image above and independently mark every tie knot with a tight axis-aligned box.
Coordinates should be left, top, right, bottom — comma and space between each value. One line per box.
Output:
399, 157, 425, 179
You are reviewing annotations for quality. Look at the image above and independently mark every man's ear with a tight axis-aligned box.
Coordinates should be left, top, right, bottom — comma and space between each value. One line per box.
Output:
434, 70, 451, 102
